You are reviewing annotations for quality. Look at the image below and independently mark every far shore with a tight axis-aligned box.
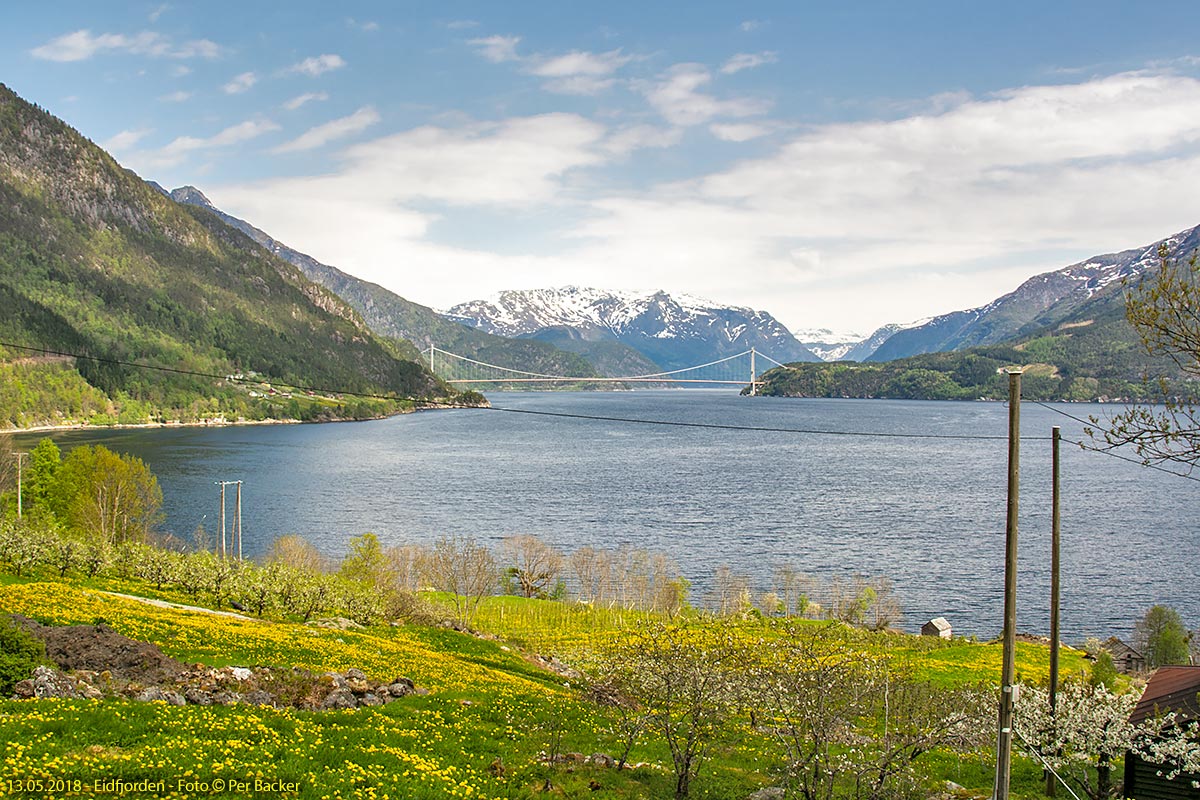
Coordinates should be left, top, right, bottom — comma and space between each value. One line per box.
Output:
2, 402, 472, 436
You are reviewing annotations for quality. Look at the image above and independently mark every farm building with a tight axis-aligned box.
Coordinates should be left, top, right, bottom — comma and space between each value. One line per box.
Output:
921, 618, 951, 639
1124, 666, 1200, 800
1105, 637, 1147, 674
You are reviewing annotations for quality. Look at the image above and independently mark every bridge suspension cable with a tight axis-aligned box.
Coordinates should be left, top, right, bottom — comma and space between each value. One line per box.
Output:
427, 344, 786, 388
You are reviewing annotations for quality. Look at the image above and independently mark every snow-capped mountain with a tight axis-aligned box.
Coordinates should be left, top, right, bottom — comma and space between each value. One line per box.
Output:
867, 223, 1200, 362
793, 327, 866, 361
444, 287, 821, 371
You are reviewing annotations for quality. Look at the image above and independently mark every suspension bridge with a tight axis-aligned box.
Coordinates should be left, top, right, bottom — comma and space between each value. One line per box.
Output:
426, 345, 791, 394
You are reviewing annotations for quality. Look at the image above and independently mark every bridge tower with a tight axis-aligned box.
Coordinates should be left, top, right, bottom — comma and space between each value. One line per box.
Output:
750, 347, 757, 396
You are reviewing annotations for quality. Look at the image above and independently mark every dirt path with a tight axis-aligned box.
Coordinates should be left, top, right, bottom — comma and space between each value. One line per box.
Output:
97, 590, 256, 621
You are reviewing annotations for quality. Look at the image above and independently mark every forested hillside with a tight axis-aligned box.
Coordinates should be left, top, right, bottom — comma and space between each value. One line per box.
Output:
0, 84, 464, 428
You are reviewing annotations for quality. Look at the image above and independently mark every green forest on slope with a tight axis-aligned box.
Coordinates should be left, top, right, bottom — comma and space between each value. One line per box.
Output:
0, 84, 471, 428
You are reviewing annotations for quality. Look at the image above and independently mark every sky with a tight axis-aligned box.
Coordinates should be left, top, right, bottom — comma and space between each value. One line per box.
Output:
5, 2, 1200, 337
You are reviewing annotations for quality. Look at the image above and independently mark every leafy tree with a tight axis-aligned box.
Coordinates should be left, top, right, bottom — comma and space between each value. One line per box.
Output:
1095, 246, 1200, 467
266, 534, 326, 574
48, 444, 163, 545
338, 532, 388, 588
1135, 604, 1193, 668
24, 437, 61, 510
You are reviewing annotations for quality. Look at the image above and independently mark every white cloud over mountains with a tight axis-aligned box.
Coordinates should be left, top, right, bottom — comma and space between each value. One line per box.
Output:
208, 68, 1200, 332
31, 29, 219, 61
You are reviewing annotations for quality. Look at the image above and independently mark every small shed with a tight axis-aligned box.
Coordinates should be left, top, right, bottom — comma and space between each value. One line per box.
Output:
921, 618, 952, 639
1106, 637, 1147, 674
1123, 666, 1200, 800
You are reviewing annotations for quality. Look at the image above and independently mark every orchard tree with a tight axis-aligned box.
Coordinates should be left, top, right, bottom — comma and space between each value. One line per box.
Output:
1094, 246, 1200, 467
420, 534, 497, 627
500, 534, 563, 599
1015, 682, 1140, 800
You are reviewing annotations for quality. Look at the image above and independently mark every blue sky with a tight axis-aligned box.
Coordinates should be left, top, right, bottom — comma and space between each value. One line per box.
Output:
5, 2, 1200, 336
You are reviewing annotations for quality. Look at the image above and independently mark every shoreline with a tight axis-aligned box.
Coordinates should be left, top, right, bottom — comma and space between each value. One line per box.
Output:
2, 402, 473, 436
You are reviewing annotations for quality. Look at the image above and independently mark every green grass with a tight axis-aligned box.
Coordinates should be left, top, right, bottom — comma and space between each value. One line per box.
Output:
0, 575, 1103, 799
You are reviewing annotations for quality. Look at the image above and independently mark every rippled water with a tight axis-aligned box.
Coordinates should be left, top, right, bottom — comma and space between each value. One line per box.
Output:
19, 391, 1198, 641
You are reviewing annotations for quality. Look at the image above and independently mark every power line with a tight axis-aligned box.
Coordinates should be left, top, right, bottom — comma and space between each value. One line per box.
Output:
0, 340, 1030, 441
15, 337, 1200, 475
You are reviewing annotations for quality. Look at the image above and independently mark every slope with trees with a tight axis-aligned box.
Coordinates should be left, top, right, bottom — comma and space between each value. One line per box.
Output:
0, 83, 469, 429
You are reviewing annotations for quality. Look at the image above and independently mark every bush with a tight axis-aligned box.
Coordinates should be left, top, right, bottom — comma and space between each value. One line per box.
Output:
0, 614, 48, 695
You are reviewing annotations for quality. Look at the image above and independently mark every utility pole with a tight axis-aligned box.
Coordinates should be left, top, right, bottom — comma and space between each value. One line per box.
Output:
429, 343, 435, 373
12, 452, 28, 519
994, 367, 1023, 800
236, 480, 243, 560
214, 480, 243, 559
1046, 425, 1062, 796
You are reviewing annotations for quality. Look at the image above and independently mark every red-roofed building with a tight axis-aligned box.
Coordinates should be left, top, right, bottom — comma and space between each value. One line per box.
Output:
1125, 666, 1200, 799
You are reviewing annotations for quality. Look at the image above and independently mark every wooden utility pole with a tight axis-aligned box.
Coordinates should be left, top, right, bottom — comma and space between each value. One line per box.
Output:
1046, 425, 1062, 796
235, 480, 243, 561
12, 452, 27, 519
218, 481, 226, 558
995, 368, 1023, 800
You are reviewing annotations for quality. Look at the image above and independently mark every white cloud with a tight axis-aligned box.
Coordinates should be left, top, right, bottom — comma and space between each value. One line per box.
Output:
102, 128, 153, 152
159, 90, 191, 103
171, 65, 192, 77
287, 54, 346, 77
469, 35, 521, 63
123, 119, 280, 171
273, 106, 380, 153
31, 29, 219, 62
346, 18, 380, 32
223, 72, 257, 94
740, 20, 763, 32
720, 51, 778, 75
602, 124, 683, 156
528, 49, 632, 78
709, 122, 772, 142
283, 92, 329, 110
638, 63, 772, 126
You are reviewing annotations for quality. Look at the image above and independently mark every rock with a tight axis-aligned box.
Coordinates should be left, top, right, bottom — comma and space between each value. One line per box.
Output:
748, 788, 785, 800
229, 667, 253, 681
358, 693, 383, 707
346, 676, 369, 694
185, 688, 215, 706
241, 690, 276, 707
587, 753, 615, 768
321, 672, 349, 690
385, 681, 413, 699
30, 666, 81, 699
309, 617, 364, 631
213, 690, 241, 706
320, 689, 357, 710
12, 679, 34, 699
345, 668, 367, 681
135, 686, 185, 706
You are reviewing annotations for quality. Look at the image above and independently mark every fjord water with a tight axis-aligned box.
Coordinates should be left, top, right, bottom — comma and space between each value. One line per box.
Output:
24, 391, 1197, 641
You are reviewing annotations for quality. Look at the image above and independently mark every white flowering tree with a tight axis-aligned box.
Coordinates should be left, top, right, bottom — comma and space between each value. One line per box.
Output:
1014, 682, 1139, 800
1134, 710, 1200, 790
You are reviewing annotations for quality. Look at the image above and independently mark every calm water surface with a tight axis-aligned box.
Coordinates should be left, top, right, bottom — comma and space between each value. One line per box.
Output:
18, 391, 1198, 641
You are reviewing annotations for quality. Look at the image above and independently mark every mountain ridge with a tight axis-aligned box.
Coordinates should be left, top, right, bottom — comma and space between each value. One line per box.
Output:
445, 286, 821, 371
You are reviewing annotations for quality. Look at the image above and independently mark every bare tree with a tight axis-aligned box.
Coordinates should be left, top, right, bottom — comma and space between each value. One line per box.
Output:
421, 534, 497, 627
266, 534, 327, 573
774, 563, 815, 618
711, 564, 752, 617
501, 534, 564, 599
1092, 246, 1200, 468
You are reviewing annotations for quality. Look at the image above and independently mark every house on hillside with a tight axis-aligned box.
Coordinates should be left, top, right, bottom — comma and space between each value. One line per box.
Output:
1106, 637, 1147, 674
921, 618, 952, 639
1124, 666, 1200, 799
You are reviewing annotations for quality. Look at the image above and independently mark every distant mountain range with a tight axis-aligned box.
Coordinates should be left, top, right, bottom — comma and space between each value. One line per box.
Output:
444, 287, 821, 372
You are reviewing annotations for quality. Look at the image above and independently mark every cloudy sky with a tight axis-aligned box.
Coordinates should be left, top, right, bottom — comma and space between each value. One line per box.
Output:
6, 1, 1200, 336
